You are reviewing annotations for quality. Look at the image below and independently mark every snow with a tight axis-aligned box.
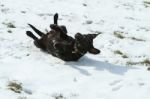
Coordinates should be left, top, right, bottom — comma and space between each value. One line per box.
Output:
0, 0, 150, 99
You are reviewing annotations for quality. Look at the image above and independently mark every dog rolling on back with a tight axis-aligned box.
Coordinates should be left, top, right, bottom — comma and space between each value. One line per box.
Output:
26, 13, 100, 61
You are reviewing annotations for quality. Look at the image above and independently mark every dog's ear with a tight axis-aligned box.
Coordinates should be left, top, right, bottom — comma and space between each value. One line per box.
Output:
54, 13, 58, 25
86, 33, 101, 40
89, 48, 100, 54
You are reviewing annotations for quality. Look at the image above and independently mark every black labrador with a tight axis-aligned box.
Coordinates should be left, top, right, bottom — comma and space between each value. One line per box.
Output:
26, 13, 100, 61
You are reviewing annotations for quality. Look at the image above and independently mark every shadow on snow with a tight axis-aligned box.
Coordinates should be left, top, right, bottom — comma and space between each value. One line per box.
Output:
65, 56, 137, 76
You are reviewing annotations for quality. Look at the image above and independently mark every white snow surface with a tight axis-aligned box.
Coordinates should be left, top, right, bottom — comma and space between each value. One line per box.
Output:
0, 0, 150, 99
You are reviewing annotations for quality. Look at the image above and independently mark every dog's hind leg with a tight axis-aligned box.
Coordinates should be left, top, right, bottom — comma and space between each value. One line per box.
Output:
26, 31, 38, 40
28, 24, 45, 37
26, 31, 46, 50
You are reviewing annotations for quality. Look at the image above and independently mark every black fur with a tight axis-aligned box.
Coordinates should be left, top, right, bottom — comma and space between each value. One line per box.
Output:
26, 13, 100, 61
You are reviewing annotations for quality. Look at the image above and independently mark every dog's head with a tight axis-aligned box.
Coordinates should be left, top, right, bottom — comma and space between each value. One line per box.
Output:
75, 33, 100, 54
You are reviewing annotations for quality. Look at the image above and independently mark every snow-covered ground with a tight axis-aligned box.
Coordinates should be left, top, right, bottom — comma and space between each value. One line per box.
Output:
0, 0, 150, 99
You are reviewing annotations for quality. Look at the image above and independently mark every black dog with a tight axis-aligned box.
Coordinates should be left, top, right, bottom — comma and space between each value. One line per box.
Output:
26, 13, 100, 61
